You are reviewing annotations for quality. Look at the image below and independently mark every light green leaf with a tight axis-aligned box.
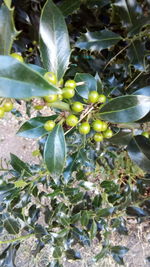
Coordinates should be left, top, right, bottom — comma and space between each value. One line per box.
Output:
44, 125, 66, 178
75, 29, 122, 52
40, 0, 71, 80
0, 56, 60, 98
0, 5, 19, 55
4, 0, 12, 9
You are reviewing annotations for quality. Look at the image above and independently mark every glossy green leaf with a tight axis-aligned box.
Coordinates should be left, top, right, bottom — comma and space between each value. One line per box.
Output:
113, 0, 143, 33
127, 40, 146, 71
90, 220, 97, 239
39, 0, 70, 80
75, 29, 122, 52
99, 95, 150, 123
0, 243, 20, 267
0, 56, 60, 98
81, 211, 90, 227
17, 115, 57, 138
53, 247, 62, 259
126, 206, 148, 217
65, 249, 81, 260
59, 0, 81, 16
133, 86, 150, 97
111, 246, 129, 265
44, 125, 66, 178
94, 248, 109, 262
0, 5, 19, 55
109, 130, 133, 146
4, 0, 12, 8
127, 135, 150, 172
96, 207, 115, 218
75, 73, 97, 99
4, 217, 20, 234
10, 153, 32, 177
28, 64, 47, 76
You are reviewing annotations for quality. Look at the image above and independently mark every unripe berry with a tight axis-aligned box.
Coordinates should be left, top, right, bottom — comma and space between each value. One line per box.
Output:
66, 114, 78, 127
71, 101, 84, 113
99, 94, 107, 103
3, 101, 13, 112
88, 91, 99, 103
44, 72, 57, 85
62, 87, 75, 99
44, 94, 57, 103
92, 120, 104, 132
44, 120, 55, 131
65, 80, 76, 89
103, 129, 113, 139
79, 122, 90, 135
94, 133, 103, 142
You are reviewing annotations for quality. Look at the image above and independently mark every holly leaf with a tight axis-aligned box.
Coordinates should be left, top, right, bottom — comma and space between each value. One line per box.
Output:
0, 5, 19, 55
75, 73, 97, 99
17, 115, 57, 138
75, 29, 122, 52
59, 0, 81, 16
127, 135, 150, 172
10, 153, 32, 177
0, 56, 61, 98
40, 0, 70, 80
99, 95, 150, 123
44, 125, 66, 179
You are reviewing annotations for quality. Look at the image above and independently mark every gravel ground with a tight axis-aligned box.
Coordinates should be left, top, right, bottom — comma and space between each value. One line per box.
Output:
0, 103, 150, 267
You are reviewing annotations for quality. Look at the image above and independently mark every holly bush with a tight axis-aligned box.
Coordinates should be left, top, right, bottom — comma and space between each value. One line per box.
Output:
0, 0, 150, 266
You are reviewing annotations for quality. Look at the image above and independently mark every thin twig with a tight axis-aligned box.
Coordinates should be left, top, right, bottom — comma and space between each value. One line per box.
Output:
64, 105, 94, 136
125, 71, 144, 91
0, 234, 35, 245
104, 43, 130, 70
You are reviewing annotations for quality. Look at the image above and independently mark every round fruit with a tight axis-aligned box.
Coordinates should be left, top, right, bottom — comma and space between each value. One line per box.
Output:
72, 101, 84, 113
44, 94, 57, 103
99, 94, 106, 103
92, 120, 104, 132
62, 87, 75, 99
101, 121, 108, 132
57, 94, 63, 101
44, 120, 55, 131
94, 133, 103, 142
44, 72, 57, 85
10, 53, 24, 62
65, 80, 76, 89
88, 91, 99, 103
3, 101, 13, 112
0, 107, 5, 118
103, 129, 113, 139
66, 114, 78, 127
142, 131, 149, 138
79, 122, 90, 135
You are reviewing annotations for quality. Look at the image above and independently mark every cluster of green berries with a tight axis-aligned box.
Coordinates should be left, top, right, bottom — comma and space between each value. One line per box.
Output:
0, 101, 14, 118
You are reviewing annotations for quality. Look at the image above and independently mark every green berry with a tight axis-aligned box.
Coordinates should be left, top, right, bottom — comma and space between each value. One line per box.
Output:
65, 80, 76, 89
58, 78, 64, 87
10, 53, 24, 62
62, 87, 75, 99
0, 107, 5, 118
72, 101, 84, 113
79, 122, 90, 135
94, 133, 103, 142
88, 91, 99, 103
92, 120, 104, 132
3, 101, 13, 112
44, 72, 57, 85
66, 114, 78, 127
142, 131, 149, 138
44, 120, 55, 131
57, 94, 63, 101
101, 121, 108, 132
44, 94, 57, 103
99, 94, 107, 103
103, 129, 113, 139
34, 105, 44, 110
